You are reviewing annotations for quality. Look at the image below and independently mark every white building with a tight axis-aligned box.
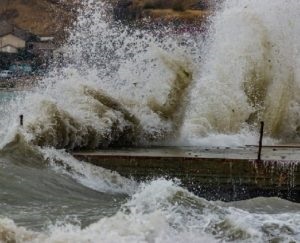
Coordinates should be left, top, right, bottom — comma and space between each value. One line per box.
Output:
0, 21, 30, 54
0, 44, 18, 53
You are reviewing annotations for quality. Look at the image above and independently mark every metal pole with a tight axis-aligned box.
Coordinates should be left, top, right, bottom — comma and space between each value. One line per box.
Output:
19, 114, 23, 127
258, 121, 264, 161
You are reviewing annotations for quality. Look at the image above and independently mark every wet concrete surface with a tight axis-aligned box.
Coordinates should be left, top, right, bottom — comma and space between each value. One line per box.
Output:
73, 146, 300, 162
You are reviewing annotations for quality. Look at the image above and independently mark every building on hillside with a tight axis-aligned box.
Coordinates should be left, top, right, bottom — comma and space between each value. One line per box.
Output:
25, 36, 56, 72
27, 41, 56, 58
0, 44, 18, 53
0, 33, 25, 54
0, 21, 57, 72
39, 36, 54, 42
0, 21, 35, 54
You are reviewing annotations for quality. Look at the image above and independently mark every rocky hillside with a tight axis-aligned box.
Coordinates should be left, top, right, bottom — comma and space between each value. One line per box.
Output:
0, 0, 212, 41
0, 0, 80, 42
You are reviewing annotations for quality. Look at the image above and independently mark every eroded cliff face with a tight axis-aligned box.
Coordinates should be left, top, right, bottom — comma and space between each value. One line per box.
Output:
0, 0, 80, 42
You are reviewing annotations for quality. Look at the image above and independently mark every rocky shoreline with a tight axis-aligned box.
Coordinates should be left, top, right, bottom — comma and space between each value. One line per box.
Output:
0, 76, 41, 91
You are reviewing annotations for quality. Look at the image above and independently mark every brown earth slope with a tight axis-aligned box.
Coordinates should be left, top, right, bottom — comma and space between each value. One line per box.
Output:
115, 0, 212, 23
0, 0, 212, 42
0, 0, 80, 42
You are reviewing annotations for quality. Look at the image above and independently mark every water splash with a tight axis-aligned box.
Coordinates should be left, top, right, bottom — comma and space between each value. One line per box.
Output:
0, 1, 299, 242
184, 0, 300, 144
1, 0, 299, 149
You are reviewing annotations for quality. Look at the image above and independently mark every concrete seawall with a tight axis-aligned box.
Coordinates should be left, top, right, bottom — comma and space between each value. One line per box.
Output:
73, 146, 300, 202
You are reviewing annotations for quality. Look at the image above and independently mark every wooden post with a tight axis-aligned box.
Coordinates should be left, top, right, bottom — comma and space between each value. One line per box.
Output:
19, 115, 23, 127
258, 121, 264, 161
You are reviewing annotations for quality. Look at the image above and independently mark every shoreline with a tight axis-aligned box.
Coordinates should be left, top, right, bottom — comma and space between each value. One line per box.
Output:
0, 76, 42, 92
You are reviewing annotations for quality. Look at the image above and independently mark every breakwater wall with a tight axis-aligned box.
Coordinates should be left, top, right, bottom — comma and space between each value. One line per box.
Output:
73, 146, 300, 202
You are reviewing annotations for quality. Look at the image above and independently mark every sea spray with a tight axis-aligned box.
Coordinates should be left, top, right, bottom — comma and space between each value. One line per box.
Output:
1, 0, 300, 149
0, 0, 299, 242
184, 0, 300, 144
0, 0, 203, 149
0, 52, 195, 150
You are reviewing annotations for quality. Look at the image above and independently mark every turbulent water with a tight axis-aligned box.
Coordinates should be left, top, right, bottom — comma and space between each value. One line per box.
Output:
0, 0, 300, 242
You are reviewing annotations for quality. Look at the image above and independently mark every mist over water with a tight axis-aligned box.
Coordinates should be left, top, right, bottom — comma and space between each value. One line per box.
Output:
0, 0, 299, 242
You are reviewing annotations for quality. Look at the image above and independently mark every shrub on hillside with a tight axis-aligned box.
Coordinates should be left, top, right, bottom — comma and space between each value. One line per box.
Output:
144, 2, 155, 9
172, 1, 186, 12
142, 0, 175, 10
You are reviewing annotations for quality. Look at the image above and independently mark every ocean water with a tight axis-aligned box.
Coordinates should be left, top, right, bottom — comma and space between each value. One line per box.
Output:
0, 0, 299, 242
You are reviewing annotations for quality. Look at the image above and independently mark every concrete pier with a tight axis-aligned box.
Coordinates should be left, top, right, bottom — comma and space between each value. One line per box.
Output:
73, 146, 300, 202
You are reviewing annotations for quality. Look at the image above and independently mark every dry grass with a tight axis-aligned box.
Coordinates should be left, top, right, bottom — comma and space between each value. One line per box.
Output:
130, 0, 211, 22
145, 9, 209, 21
0, 0, 212, 40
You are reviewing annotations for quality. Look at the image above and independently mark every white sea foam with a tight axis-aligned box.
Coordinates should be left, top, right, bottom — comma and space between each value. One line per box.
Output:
41, 147, 138, 195
0, 179, 299, 243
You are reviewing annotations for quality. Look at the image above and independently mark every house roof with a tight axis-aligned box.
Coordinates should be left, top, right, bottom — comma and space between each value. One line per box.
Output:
39, 36, 54, 42
28, 41, 56, 50
0, 21, 35, 41
0, 44, 18, 52
0, 44, 18, 48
